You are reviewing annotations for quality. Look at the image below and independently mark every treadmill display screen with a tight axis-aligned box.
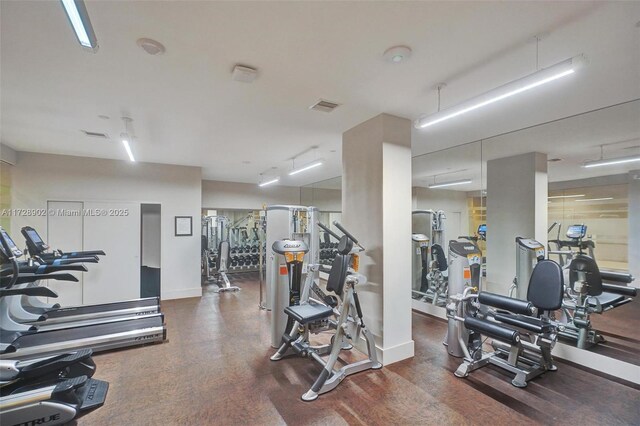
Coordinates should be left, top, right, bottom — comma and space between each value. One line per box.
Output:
26, 229, 43, 244
1, 230, 22, 256
567, 224, 587, 239
477, 224, 486, 235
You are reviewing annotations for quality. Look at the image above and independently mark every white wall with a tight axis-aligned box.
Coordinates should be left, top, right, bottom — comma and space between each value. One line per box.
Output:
10, 152, 202, 300
202, 179, 299, 210
629, 170, 640, 285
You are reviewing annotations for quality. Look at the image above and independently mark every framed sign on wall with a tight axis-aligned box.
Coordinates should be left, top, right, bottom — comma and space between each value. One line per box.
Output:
174, 216, 192, 236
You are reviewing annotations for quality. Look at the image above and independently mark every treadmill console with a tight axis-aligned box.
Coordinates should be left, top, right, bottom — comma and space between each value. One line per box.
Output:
477, 224, 486, 239
21, 226, 49, 255
566, 224, 587, 240
0, 228, 23, 258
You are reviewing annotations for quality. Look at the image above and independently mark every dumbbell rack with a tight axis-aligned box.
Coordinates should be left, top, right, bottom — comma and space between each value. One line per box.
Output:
228, 244, 265, 273
319, 242, 339, 266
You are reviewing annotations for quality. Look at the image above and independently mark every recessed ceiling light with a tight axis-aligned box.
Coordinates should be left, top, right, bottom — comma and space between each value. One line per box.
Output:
137, 38, 165, 55
383, 45, 412, 63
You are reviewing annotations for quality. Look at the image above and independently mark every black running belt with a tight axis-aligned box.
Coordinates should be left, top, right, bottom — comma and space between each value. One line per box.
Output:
25, 297, 160, 317
6, 314, 164, 347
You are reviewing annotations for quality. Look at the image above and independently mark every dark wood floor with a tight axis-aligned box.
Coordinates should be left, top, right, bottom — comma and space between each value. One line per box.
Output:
80, 274, 640, 425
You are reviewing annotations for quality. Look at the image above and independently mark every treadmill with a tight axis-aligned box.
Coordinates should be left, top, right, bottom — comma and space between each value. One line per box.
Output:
10, 227, 161, 325
0, 227, 167, 360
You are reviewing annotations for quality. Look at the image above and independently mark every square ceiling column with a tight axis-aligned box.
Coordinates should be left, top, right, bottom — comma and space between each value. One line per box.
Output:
342, 113, 414, 365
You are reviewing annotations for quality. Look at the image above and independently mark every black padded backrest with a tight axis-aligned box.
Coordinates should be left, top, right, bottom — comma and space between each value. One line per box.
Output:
527, 259, 564, 311
326, 254, 350, 296
431, 244, 448, 272
569, 255, 602, 296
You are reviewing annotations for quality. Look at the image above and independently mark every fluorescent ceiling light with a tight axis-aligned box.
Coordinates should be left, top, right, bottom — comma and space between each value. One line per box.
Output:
121, 137, 135, 162
428, 179, 472, 189
575, 197, 613, 202
259, 177, 279, 187
289, 161, 323, 176
548, 194, 585, 199
60, 0, 98, 51
415, 55, 586, 129
582, 154, 640, 168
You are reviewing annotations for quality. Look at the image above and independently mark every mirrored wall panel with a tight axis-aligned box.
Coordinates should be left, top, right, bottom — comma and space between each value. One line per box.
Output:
482, 99, 639, 364
301, 176, 343, 264
411, 141, 484, 313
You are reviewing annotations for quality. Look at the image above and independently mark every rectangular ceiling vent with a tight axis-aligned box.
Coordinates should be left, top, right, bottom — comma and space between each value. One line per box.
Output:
309, 99, 340, 113
82, 130, 109, 139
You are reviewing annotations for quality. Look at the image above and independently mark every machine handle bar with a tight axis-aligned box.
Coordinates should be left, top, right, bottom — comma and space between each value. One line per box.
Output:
332, 221, 358, 245
317, 222, 341, 241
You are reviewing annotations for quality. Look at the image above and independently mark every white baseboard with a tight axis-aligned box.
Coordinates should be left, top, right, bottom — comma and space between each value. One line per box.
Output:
162, 287, 202, 300
412, 300, 446, 319
378, 340, 415, 365
552, 342, 640, 385
353, 335, 414, 366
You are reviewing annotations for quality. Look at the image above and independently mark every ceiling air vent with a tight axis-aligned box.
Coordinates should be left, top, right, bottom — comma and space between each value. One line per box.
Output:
82, 130, 109, 138
309, 99, 340, 113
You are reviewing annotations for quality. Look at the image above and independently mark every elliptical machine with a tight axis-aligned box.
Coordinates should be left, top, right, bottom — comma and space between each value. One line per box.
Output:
269, 221, 381, 401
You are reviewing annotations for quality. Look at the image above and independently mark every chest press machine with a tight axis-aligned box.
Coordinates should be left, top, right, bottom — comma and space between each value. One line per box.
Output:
269, 221, 381, 401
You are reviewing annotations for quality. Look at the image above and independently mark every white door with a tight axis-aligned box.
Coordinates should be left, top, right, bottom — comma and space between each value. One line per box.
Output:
83, 201, 140, 304
47, 201, 84, 306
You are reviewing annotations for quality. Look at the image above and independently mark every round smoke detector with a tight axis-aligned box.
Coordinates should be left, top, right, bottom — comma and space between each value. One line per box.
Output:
383, 45, 412, 63
137, 38, 166, 55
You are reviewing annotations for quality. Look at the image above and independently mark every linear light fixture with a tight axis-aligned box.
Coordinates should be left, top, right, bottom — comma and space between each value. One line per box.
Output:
121, 134, 135, 162
428, 179, 472, 189
548, 194, 585, 199
258, 177, 279, 187
582, 154, 640, 168
575, 197, 613, 202
60, 0, 98, 51
289, 160, 323, 176
415, 55, 587, 129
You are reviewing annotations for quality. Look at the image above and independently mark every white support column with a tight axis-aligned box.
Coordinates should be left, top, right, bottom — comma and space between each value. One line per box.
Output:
342, 113, 414, 365
486, 152, 548, 294
629, 170, 640, 286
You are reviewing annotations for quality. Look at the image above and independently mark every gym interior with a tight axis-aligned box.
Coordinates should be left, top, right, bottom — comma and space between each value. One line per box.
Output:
0, 1, 639, 425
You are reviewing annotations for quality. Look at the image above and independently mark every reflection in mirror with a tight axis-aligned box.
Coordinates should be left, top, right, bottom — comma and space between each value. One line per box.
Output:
411, 142, 484, 312
300, 176, 343, 264
482, 99, 639, 363
200, 208, 264, 286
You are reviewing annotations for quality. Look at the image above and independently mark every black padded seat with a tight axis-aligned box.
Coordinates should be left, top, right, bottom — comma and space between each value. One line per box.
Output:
494, 313, 554, 334
284, 301, 333, 325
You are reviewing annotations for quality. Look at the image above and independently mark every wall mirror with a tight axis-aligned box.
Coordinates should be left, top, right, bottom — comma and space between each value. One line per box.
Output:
411, 141, 485, 315
481, 99, 640, 365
